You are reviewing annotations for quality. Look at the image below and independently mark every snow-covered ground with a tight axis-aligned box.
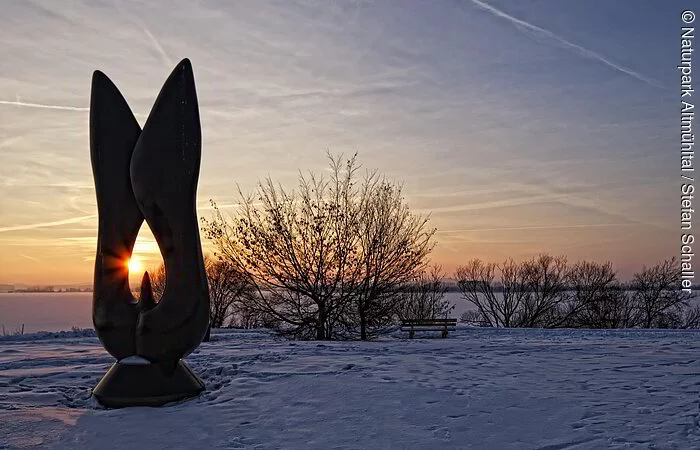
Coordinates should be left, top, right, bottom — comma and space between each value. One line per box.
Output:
1, 327, 700, 449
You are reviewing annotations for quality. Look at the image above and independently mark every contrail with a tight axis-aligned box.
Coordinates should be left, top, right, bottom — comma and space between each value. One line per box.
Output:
143, 27, 172, 68
0, 99, 149, 119
437, 223, 629, 233
19, 253, 41, 263
469, 0, 665, 89
0, 100, 89, 112
0, 214, 97, 233
418, 193, 570, 214
113, 0, 171, 69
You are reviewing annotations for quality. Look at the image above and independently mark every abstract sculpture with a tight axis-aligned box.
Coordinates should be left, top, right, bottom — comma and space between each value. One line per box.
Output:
90, 59, 210, 408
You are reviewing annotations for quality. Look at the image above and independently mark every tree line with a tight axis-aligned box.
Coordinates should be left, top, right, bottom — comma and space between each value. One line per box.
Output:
142, 154, 695, 340
456, 255, 698, 329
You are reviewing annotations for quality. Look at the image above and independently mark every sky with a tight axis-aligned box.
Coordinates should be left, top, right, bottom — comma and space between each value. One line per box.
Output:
0, 0, 688, 285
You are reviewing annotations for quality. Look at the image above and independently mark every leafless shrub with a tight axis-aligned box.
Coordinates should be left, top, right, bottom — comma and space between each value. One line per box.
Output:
460, 310, 488, 327
681, 305, 700, 329
561, 261, 627, 328
205, 257, 256, 329
347, 179, 435, 339
227, 303, 275, 329
1, 324, 24, 336
630, 257, 693, 328
455, 258, 528, 327
518, 254, 569, 328
453, 255, 699, 330
202, 154, 434, 340
397, 265, 454, 321
146, 264, 166, 300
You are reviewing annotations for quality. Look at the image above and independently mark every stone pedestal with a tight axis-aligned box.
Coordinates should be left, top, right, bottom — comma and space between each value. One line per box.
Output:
93, 357, 204, 408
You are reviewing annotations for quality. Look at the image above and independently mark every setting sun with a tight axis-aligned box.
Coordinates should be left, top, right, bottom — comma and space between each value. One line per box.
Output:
127, 257, 143, 274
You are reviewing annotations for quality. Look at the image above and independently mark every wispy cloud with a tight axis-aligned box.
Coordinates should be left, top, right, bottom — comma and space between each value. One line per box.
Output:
0, 0, 676, 282
0, 99, 150, 119
18, 253, 41, 263
437, 223, 630, 234
114, 1, 172, 69
142, 27, 172, 68
417, 192, 570, 214
0, 99, 89, 112
0, 215, 96, 233
469, 0, 665, 89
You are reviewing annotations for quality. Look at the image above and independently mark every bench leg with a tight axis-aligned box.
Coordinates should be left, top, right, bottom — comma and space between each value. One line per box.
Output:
442, 329, 447, 338
409, 329, 414, 339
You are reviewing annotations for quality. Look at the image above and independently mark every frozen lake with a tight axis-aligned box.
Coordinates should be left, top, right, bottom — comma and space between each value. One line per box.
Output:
0, 293, 94, 333
0, 292, 475, 333
2, 291, 698, 334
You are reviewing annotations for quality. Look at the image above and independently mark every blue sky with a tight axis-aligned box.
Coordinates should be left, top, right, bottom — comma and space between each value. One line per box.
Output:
0, 0, 687, 284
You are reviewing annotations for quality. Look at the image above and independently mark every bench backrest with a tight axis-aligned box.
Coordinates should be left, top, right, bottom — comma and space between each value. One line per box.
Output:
401, 318, 457, 326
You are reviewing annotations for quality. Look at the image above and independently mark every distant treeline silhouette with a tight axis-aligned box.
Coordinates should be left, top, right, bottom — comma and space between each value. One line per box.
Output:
441, 282, 700, 293
455, 255, 697, 329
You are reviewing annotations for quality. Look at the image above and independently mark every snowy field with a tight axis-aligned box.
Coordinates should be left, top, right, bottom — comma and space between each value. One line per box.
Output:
1, 327, 700, 449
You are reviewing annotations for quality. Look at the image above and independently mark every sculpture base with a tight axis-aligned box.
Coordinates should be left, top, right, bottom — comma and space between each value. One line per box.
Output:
93, 358, 205, 408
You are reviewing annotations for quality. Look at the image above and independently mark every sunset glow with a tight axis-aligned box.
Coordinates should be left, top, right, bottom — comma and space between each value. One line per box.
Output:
127, 257, 143, 275
0, 1, 679, 285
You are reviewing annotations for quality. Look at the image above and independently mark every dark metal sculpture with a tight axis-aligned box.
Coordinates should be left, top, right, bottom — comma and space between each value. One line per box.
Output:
90, 59, 210, 408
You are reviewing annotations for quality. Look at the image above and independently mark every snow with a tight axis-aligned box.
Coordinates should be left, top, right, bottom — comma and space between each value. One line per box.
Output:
1, 327, 700, 449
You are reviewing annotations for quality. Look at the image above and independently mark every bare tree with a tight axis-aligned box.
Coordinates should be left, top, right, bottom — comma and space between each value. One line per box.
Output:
455, 258, 528, 327
228, 303, 275, 329
560, 261, 621, 328
202, 154, 434, 340
349, 179, 435, 339
518, 254, 569, 328
455, 257, 647, 329
397, 265, 454, 322
681, 305, 700, 329
146, 264, 166, 300
451, 255, 699, 330
203, 156, 360, 340
1, 324, 24, 336
630, 257, 693, 328
205, 257, 256, 328
459, 310, 488, 326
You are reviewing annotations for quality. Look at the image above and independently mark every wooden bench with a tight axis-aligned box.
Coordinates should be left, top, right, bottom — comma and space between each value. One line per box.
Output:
400, 318, 457, 339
